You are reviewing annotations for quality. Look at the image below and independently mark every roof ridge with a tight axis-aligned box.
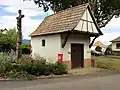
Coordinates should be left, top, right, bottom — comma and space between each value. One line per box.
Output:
111, 36, 120, 42
47, 3, 89, 18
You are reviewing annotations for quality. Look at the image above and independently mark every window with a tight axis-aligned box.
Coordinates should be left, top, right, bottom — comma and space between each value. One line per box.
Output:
116, 43, 120, 49
42, 39, 45, 47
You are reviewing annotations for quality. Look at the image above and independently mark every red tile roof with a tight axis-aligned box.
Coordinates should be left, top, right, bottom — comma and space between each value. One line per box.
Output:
94, 41, 105, 47
30, 3, 102, 36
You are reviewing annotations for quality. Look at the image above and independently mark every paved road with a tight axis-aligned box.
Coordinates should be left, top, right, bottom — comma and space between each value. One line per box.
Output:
0, 71, 120, 90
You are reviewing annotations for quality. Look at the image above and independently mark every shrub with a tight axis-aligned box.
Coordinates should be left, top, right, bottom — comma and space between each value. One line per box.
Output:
95, 46, 102, 52
0, 53, 13, 74
20, 63, 37, 75
105, 46, 112, 55
0, 28, 17, 53
20, 60, 50, 76
0, 53, 34, 80
20, 61, 67, 76
53, 62, 67, 75
21, 44, 31, 54
0, 53, 68, 80
6, 71, 34, 80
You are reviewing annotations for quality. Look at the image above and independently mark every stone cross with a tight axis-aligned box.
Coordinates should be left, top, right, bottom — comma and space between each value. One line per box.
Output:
16, 10, 24, 60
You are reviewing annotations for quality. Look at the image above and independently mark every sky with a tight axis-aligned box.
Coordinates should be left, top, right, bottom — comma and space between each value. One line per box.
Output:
0, 0, 120, 45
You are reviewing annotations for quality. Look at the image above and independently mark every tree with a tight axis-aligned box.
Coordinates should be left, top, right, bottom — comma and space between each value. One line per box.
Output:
0, 28, 7, 35
95, 46, 102, 52
105, 45, 112, 55
21, 43, 31, 54
0, 28, 17, 52
6, 28, 17, 45
25, 0, 120, 47
27, 0, 120, 28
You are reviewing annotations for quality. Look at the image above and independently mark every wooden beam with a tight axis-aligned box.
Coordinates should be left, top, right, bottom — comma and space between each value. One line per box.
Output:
62, 32, 71, 48
81, 20, 84, 31
86, 10, 88, 32
73, 30, 99, 36
89, 36, 99, 48
80, 19, 93, 23
91, 22, 94, 33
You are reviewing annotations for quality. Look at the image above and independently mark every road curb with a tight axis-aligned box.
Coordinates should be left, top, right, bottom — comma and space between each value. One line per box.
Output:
0, 68, 105, 81
0, 72, 96, 81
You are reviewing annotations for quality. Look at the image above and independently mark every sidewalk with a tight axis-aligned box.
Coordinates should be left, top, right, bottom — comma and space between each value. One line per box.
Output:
36, 68, 102, 79
68, 68, 102, 75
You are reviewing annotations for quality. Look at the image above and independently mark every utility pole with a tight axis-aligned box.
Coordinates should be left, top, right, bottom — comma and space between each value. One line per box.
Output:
16, 10, 24, 60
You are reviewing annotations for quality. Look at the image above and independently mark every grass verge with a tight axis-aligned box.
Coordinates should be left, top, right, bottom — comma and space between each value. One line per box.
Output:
92, 56, 120, 71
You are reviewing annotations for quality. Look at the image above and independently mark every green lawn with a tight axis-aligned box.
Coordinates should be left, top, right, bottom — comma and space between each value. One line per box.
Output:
106, 55, 120, 59
92, 56, 115, 61
92, 56, 120, 70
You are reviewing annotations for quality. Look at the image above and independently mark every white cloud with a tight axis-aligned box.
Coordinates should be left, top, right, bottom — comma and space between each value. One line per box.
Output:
0, 0, 119, 41
93, 31, 120, 45
97, 32, 120, 42
0, 0, 53, 39
102, 17, 120, 29
0, 0, 38, 9
0, 15, 42, 39
4, 6, 53, 17
0, 16, 16, 28
93, 17, 120, 44
22, 17, 42, 39
92, 17, 120, 45
0, 0, 53, 17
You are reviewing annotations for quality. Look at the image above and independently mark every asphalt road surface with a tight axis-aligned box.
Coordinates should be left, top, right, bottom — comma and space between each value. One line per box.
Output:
0, 71, 120, 90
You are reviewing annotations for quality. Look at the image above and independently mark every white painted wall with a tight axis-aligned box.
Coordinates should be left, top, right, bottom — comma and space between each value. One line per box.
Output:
31, 9, 99, 64
31, 34, 61, 63
74, 9, 98, 33
112, 42, 120, 51
31, 33, 91, 63
60, 34, 91, 61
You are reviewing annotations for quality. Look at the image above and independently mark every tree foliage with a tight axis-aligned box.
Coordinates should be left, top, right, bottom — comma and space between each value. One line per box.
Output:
21, 43, 31, 54
95, 46, 102, 52
105, 45, 112, 55
0, 28, 17, 52
26, 0, 120, 28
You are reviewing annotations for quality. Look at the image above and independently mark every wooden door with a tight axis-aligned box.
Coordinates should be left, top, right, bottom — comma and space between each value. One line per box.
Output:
71, 44, 84, 69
